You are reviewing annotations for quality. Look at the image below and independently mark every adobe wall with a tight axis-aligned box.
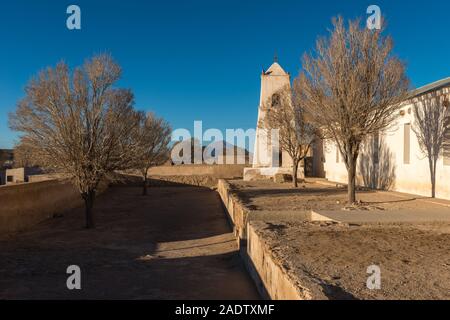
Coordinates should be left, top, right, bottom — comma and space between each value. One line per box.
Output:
217, 179, 313, 299
28, 174, 63, 183
148, 164, 246, 178
145, 164, 248, 188
217, 179, 249, 242
324, 132, 450, 200
0, 180, 82, 234
0, 179, 108, 235
5, 168, 25, 184
246, 223, 312, 300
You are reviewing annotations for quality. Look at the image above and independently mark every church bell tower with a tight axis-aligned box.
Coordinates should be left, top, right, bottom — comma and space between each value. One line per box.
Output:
244, 58, 295, 180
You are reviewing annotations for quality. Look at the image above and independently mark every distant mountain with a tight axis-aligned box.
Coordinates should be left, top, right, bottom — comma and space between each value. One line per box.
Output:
170, 139, 252, 165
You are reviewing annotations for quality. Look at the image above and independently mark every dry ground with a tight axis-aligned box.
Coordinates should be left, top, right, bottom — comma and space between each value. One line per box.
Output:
0, 186, 259, 300
252, 220, 450, 300
229, 179, 450, 300
229, 179, 450, 212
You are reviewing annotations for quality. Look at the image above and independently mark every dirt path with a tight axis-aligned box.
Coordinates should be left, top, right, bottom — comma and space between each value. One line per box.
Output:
0, 186, 260, 299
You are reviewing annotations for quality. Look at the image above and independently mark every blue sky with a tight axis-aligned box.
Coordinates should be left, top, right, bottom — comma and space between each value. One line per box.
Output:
1, 0, 449, 149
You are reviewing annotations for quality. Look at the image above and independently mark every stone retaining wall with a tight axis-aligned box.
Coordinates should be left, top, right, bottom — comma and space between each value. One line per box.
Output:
217, 178, 309, 300
149, 164, 247, 178
131, 165, 248, 188
217, 179, 310, 240
246, 223, 311, 300
217, 179, 249, 241
0, 179, 108, 235
149, 175, 221, 188
0, 180, 82, 234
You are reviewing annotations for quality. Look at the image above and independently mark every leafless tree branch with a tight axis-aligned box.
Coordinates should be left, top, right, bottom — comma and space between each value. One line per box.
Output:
299, 17, 410, 203
9, 54, 140, 228
412, 91, 450, 197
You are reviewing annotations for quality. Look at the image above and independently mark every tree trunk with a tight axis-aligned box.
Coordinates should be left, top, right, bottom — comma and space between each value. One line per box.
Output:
82, 190, 96, 229
347, 155, 357, 204
142, 173, 148, 196
292, 161, 299, 188
429, 158, 437, 198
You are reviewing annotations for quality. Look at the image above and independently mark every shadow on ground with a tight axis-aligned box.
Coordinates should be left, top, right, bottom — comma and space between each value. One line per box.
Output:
0, 185, 260, 299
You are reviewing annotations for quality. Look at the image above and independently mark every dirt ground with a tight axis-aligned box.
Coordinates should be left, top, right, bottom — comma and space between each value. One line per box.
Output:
229, 179, 450, 212
229, 179, 450, 300
252, 220, 450, 300
0, 186, 260, 300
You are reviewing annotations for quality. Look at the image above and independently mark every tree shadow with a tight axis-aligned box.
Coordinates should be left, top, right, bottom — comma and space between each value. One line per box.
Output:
358, 135, 396, 191
0, 183, 262, 299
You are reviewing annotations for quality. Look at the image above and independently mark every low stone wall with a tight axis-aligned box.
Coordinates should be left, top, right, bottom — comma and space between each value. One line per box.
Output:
246, 223, 311, 300
0, 179, 109, 235
125, 164, 249, 188
149, 164, 247, 178
148, 175, 218, 188
217, 178, 310, 300
0, 180, 82, 234
28, 174, 64, 183
217, 179, 249, 241
217, 179, 310, 241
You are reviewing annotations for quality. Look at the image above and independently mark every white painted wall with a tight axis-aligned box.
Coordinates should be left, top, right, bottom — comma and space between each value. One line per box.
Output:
324, 87, 450, 200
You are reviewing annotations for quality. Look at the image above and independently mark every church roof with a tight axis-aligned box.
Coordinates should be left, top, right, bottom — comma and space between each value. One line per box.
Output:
264, 62, 288, 76
410, 77, 450, 98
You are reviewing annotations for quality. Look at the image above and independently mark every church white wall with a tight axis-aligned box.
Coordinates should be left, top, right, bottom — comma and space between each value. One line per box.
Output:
323, 142, 348, 185
323, 97, 450, 200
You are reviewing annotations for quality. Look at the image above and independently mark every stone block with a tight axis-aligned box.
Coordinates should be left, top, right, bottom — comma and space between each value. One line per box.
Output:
273, 173, 292, 183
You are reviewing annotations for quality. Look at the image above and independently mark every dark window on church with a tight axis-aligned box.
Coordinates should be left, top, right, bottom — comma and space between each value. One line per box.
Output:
271, 93, 280, 108
403, 123, 411, 164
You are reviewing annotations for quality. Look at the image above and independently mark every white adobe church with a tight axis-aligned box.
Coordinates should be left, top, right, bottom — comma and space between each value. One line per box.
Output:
245, 58, 450, 200
244, 58, 324, 181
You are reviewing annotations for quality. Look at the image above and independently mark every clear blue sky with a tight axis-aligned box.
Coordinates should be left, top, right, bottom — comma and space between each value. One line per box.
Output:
1, 0, 449, 148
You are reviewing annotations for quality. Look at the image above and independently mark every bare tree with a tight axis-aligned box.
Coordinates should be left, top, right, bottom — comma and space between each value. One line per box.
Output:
299, 17, 409, 203
12, 138, 40, 168
412, 91, 450, 198
260, 85, 316, 187
9, 55, 140, 228
132, 112, 171, 195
